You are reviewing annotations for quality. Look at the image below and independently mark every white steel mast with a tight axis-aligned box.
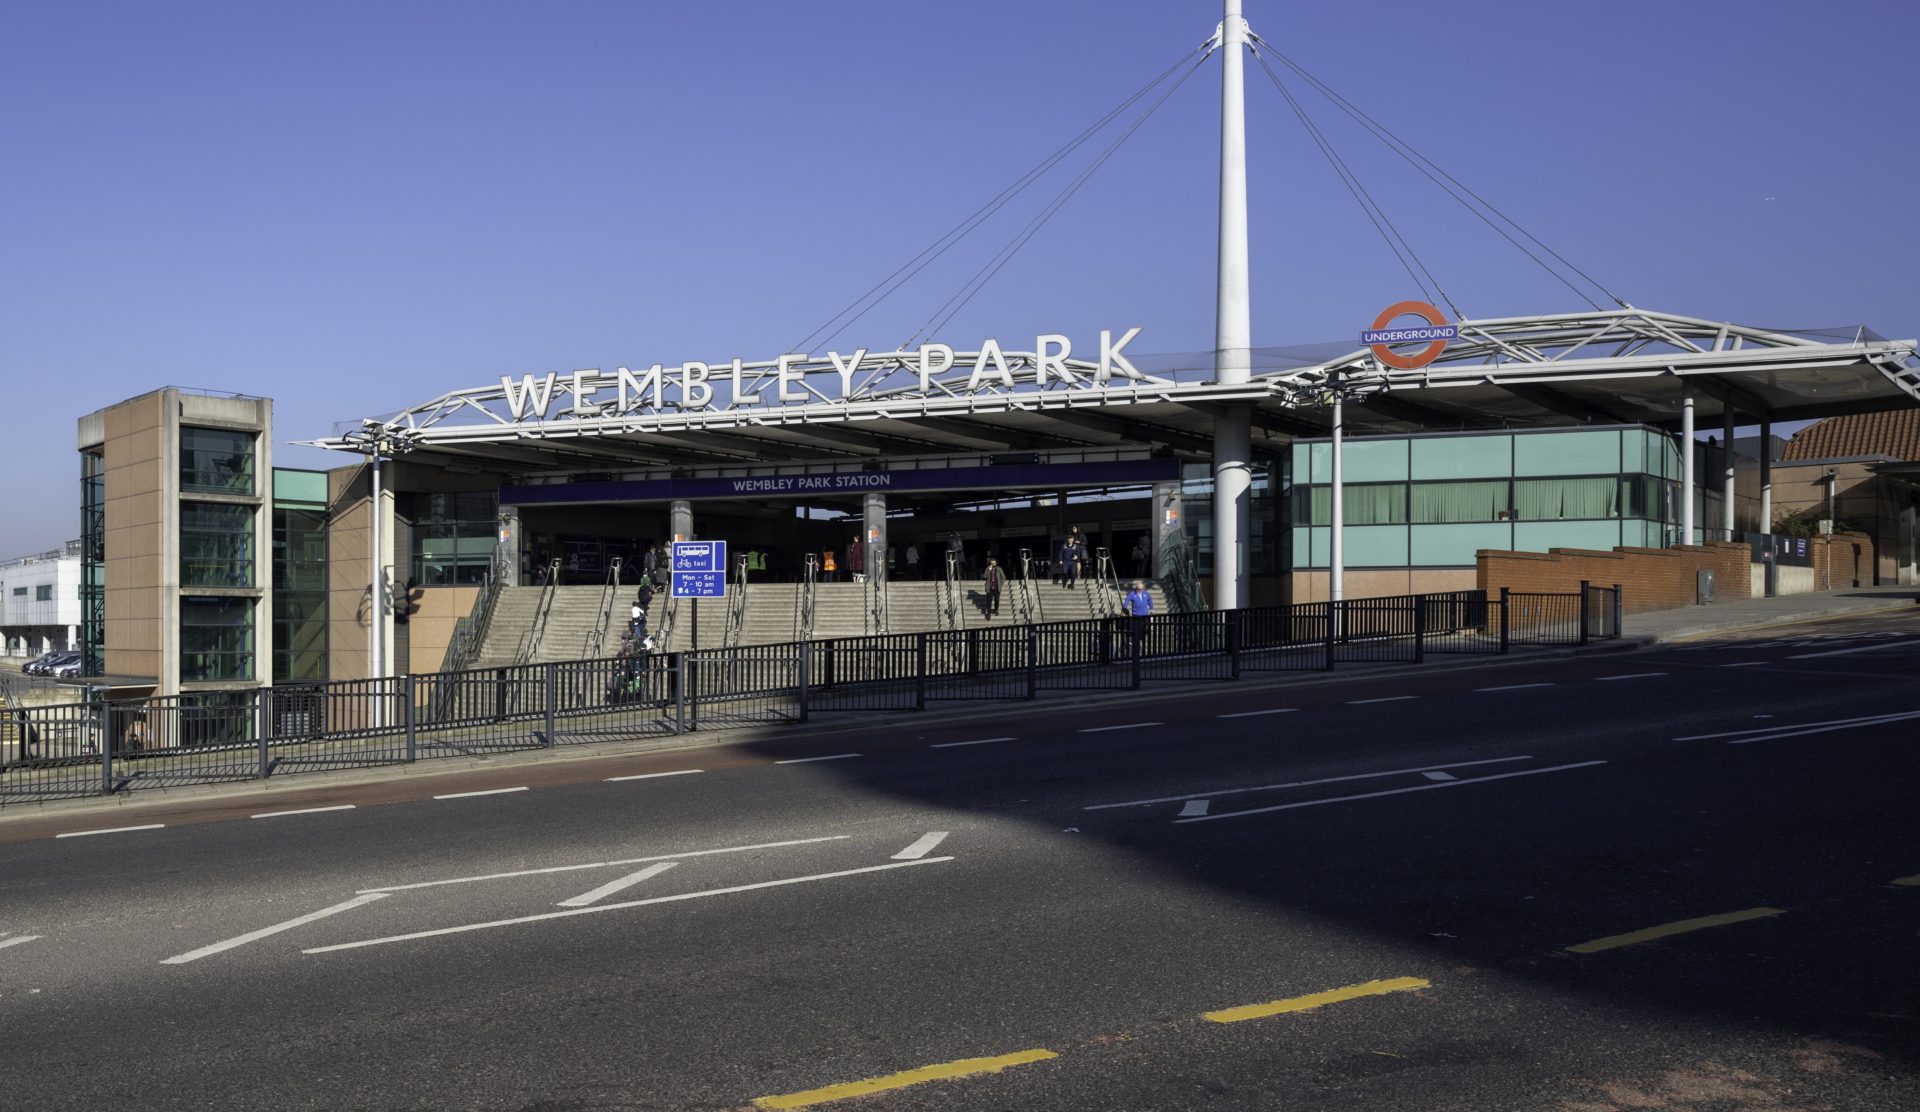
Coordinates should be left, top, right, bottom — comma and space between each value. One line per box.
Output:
1211, 0, 1254, 609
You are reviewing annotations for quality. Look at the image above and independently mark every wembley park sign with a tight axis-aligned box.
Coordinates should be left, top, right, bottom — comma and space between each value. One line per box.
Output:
497, 329, 1157, 421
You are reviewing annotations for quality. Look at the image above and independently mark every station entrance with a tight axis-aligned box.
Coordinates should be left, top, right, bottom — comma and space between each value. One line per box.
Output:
501, 454, 1185, 590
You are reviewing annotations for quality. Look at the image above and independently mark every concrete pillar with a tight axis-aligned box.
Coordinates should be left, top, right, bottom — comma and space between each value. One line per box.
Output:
1330, 396, 1345, 604
1722, 406, 1737, 541
670, 500, 694, 543
863, 491, 887, 631
1151, 481, 1184, 581
1680, 386, 1695, 545
1212, 409, 1252, 609
67, 625, 77, 651
1759, 417, 1772, 533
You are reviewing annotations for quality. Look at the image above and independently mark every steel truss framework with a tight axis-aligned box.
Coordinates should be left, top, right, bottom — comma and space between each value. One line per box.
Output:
308, 310, 1919, 470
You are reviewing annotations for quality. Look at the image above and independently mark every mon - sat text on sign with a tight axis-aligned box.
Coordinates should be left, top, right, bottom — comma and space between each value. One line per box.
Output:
670, 541, 728, 599
498, 329, 1152, 420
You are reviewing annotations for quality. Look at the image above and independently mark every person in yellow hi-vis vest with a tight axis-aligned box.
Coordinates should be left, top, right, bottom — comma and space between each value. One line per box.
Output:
821, 549, 838, 583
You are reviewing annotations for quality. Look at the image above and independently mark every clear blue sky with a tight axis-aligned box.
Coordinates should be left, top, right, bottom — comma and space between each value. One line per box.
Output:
4, 0, 1916, 554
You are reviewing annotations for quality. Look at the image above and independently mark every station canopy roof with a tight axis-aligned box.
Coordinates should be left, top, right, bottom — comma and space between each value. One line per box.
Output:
307, 310, 1920, 472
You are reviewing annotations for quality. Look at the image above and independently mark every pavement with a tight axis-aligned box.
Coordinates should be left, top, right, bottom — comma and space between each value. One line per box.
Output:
1622, 585, 1918, 643
3, 589, 1914, 827
1, 605, 1918, 1109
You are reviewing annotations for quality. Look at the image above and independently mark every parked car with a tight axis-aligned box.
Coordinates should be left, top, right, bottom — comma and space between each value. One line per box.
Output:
51, 656, 84, 679
24, 651, 73, 676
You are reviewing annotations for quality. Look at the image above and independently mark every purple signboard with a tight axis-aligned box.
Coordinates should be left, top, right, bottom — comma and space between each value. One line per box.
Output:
499, 457, 1180, 506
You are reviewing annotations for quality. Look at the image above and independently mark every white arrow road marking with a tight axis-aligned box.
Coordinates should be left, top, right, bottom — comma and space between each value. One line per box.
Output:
358, 835, 849, 894
0, 935, 43, 951
306, 858, 954, 954
1176, 761, 1607, 824
557, 862, 678, 908
161, 893, 390, 964
1178, 800, 1211, 818
1085, 755, 1533, 810
892, 832, 949, 860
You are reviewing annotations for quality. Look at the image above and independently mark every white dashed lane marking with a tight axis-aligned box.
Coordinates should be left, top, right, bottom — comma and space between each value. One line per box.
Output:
1475, 684, 1554, 693
433, 787, 528, 800
252, 805, 357, 819
931, 737, 1013, 748
605, 769, 704, 782
1349, 696, 1417, 705
776, 753, 862, 764
1079, 723, 1161, 733
56, 824, 165, 839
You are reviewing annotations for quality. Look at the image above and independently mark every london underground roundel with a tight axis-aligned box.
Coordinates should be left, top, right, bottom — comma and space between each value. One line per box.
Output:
1361, 300, 1457, 370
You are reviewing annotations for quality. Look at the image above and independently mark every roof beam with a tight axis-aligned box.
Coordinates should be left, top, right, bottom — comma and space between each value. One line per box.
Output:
1495, 382, 1630, 425
903, 415, 1091, 450
1684, 374, 1776, 420
1353, 392, 1473, 430
1032, 409, 1216, 453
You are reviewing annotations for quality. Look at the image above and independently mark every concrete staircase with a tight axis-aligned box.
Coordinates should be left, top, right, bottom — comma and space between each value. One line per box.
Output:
455, 578, 1178, 668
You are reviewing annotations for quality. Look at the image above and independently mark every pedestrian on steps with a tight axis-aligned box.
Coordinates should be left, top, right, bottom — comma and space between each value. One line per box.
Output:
983, 557, 1003, 617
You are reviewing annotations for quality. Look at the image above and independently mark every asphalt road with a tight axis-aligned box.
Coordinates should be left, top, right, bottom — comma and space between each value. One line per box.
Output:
2, 607, 1917, 1110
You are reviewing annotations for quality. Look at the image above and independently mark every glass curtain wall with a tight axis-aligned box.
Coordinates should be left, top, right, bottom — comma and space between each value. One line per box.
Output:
272, 468, 329, 683
180, 503, 256, 587
80, 450, 105, 674
1181, 456, 1282, 577
180, 427, 256, 495
409, 492, 498, 586
1288, 427, 1683, 568
180, 597, 253, 682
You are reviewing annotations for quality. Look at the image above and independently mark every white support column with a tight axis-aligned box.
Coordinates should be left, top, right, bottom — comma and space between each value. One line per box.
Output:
1758, 417, 1772, 533
368, 449, 386, 682
1210, 0, 1252, 610
1722, 405, 1737, 541
670, 500, 694, 543
1680, 387, 1695, 545
863, 491, 887, 631
1329, 394, 1345, 604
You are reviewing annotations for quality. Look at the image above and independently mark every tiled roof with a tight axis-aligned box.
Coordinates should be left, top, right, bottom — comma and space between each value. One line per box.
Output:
1780, 408, 1920, 462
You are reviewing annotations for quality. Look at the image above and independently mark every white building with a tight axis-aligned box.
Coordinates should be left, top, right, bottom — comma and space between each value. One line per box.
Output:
1, 541, 82, 657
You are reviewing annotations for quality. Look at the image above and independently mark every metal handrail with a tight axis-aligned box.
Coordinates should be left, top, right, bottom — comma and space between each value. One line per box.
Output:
584, 558, 624, 659
1014, 547, 1042, 624
938, 552, 966, 632
514, 560, 562, 665
723, 554, 749, 649
1158, 535, 1206, 614
796, 555, 817, 640
1091, 546, 1123, 617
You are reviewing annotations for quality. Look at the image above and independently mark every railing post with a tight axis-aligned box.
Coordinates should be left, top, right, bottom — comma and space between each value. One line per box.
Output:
1129, 620, 1143, 690
257, 688, 272, 780
1499, 587, 1511, 654
914, 634, 928, 711
1578, 579, 1591, 645
403, 674, 418, 762
796, 643, 810, 723
1323, 601, 1336, 670
966, 628, 979, 677
99, 704, 113, 796
1413, 594, 1426, 664
1025, 625, 1038, 700
673, 654, 687, 732
1612, 583, 1623, 639
1226, 611, 1241, 680
543, 662, 558, 747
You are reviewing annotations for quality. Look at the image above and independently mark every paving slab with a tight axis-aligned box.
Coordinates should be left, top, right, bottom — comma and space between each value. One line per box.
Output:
1623, 587, 1918, 643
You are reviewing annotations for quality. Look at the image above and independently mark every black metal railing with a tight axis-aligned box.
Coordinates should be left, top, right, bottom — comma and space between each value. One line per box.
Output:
0, 587, 1619, 806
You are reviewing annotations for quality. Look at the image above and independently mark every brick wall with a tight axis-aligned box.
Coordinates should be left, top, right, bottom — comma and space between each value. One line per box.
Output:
1811, 531, 1876, 590
1476, 542, 1752, 613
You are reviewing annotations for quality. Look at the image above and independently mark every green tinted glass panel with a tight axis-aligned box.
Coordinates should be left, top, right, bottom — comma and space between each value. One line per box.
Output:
1410, 434, 1511, 480
180, 597, 254, 682
1409, 523, 1515, 566
1344, 525, 1409, 567
1514, 430, 1619, 476
1342, 439, 1409, 482
272, 468, 329, 508
181, 503, 255, 587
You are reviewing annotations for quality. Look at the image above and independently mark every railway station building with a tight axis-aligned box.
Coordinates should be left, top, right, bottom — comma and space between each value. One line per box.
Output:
72, 311, 1920, 698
